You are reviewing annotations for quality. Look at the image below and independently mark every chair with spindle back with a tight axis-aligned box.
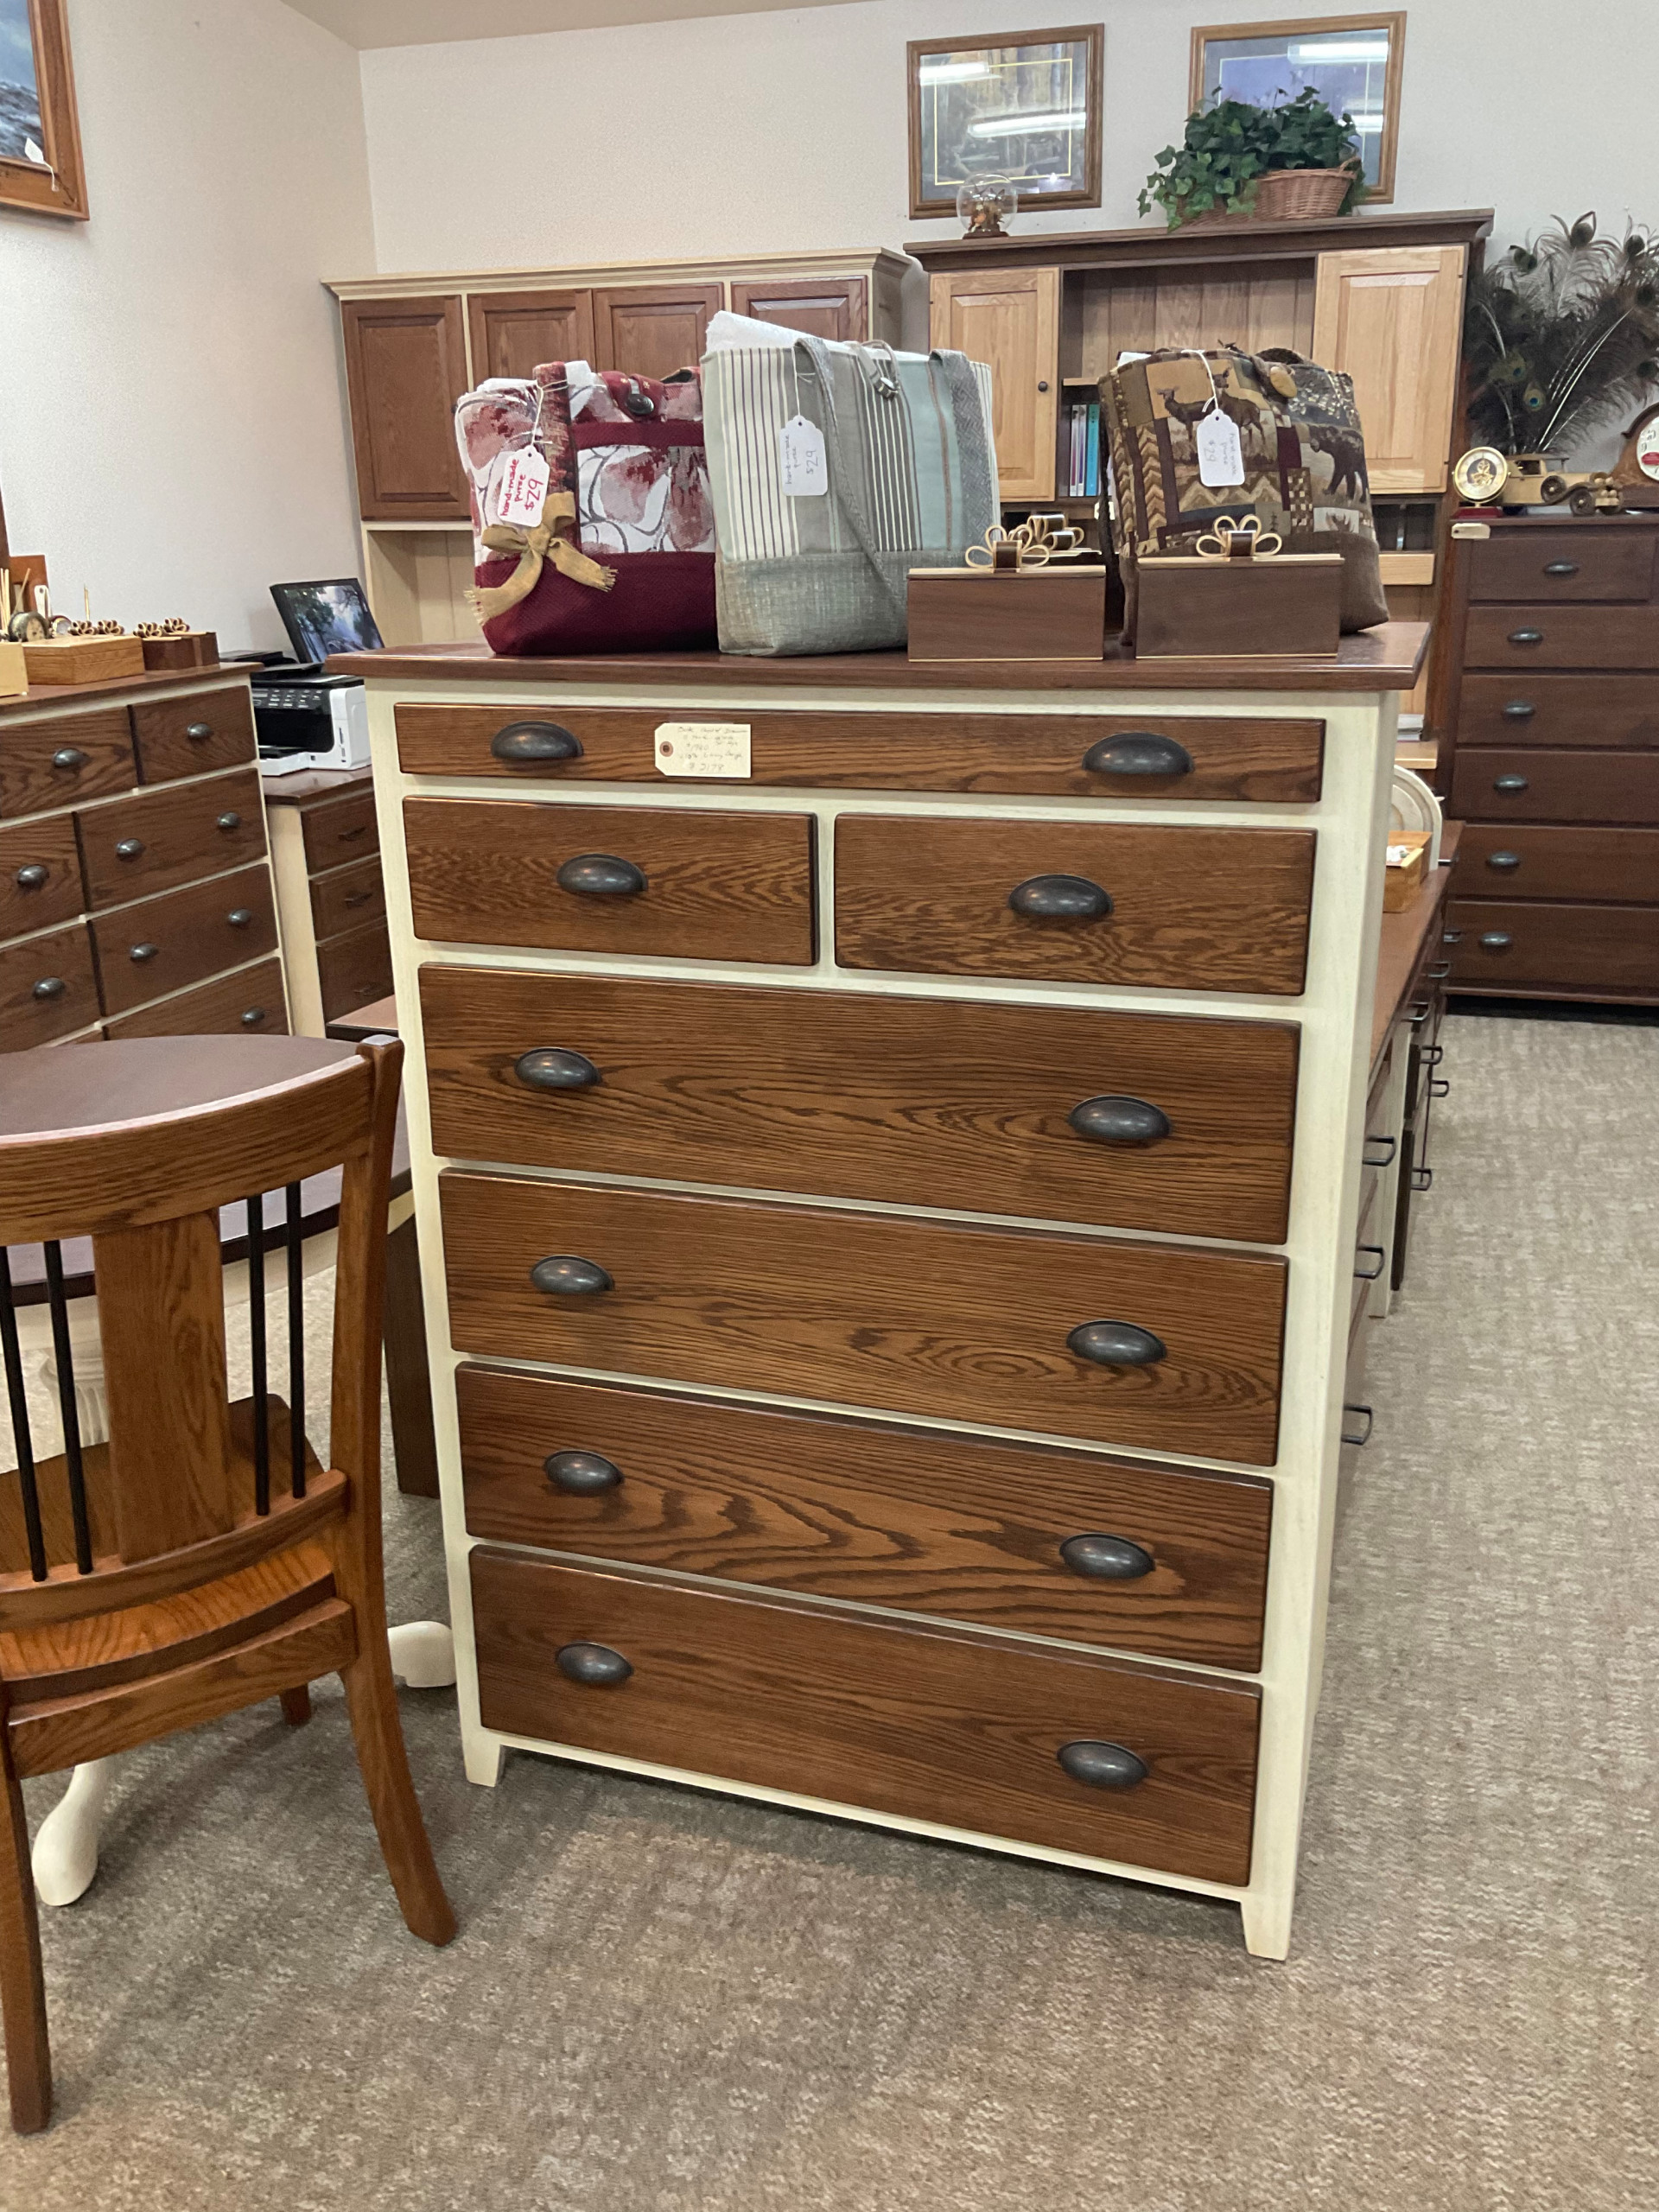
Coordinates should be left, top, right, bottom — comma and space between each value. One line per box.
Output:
0, 1036, 455, 2134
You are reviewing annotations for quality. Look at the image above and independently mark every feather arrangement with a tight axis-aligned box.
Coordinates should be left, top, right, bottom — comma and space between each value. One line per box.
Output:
1464, 213, 1659, 459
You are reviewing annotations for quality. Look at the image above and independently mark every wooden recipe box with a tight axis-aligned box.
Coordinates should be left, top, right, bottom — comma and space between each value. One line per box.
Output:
907, 566, 1106, 661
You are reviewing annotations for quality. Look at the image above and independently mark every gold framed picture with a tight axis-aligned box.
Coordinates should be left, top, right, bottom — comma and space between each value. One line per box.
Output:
907, 24, 1103, 222
1189, 12, 1406, 206
0, 0, 87, 221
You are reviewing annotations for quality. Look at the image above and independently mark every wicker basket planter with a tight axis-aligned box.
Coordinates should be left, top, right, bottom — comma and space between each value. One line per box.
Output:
1253, 164, 1357, 220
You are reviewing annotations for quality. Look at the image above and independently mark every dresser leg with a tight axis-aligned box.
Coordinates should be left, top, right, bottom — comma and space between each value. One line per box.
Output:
462, 1729, 504, 1788
1238, 1887, 1294, 1961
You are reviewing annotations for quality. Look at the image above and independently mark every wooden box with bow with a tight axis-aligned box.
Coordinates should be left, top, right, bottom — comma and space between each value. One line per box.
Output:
1135, 518, 1342, 661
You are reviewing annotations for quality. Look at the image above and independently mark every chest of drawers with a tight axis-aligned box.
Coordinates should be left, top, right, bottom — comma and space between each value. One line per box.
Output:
264, 766, 393, 1033
349, 632, 1423, 1959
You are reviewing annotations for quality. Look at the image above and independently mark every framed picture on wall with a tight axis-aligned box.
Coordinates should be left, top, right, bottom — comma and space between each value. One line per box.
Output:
0, 0, 87, 220
908, 25, 1103, 221
1189, 13, 1406, 204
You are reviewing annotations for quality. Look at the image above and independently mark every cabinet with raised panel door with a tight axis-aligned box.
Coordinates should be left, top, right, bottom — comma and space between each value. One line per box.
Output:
928, 264, 1058, 501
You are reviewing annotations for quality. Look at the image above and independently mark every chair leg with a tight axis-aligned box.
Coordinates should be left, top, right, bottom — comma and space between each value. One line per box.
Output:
0, 1734, 52, 2133
279, 1687, 313, 1727
339, 1634, 456, 1948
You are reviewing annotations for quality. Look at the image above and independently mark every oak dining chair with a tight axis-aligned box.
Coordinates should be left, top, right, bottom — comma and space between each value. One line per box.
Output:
0, 1035, 456, 2134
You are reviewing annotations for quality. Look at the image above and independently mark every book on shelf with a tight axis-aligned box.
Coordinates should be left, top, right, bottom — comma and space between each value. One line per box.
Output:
1062, 397, 1101, 499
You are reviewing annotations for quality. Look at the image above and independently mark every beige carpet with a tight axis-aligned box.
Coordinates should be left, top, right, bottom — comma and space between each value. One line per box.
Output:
5, 1014, 1656, 2212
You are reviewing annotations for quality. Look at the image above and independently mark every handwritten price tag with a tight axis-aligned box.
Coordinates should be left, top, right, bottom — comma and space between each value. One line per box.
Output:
654, 722, 752, 779
1195, 407, 1244, 488
488, 445, 550, 528
779, 415, 828, 497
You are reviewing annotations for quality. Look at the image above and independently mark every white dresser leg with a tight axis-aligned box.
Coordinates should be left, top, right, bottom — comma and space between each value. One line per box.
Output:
461, 1726, 504, 1788
386, 1619, 456, 1688
31, 1759, 118, 1907
1238, 1885, 1294, 1961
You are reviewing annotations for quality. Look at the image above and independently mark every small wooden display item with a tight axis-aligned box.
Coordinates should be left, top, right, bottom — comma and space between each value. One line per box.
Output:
22, 632, 147, 683
137, 622, 219, 671
0, 640, 26, 699
1383, 828, 1429, 912
1135, 528, 1342, 661
909, 516, 1104, 663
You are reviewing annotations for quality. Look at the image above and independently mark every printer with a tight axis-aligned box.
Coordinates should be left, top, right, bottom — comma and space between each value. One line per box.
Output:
245, 576, 380, 774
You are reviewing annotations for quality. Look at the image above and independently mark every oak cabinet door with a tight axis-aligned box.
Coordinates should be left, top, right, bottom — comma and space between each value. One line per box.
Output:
1312, 245, 1466, 493
729, 276, 868, 341
340, 295, 471, 520
593, 283, 724, 379
929, 266, 1058, 501
467, 289, 596, 381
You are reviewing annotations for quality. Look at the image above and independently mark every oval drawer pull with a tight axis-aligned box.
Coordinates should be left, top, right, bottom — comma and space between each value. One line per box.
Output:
344, 889, 372, 908
1479, 931, 1513, 950
115, 838, 144, 861
1066, 1319, 1166, 1368
516, 1046, 601, 1092
1502, 699, 1535, 720
129, 942, 160, 963
1008, 874, 1112, 921
217, 810, 242, 832
226, 906, 254, 927
492, 718, 584, 764
1058, 1533, 1154, 1581
557, 852, 646, 898
14, 864, 48, 890
531, 1254, 613, 1296
31, 976, 66, 1001
1355, 1244, 1386, 1281
1492, 773, 1529, 793
1485, 850, 1522, 870
1363, 1135, 1395, 1166
1081, 731, 1193, 779
239, 1007, 268, 1027
555, 1641, 632, 1686
186, 721, 213, 741
1541, 561, 1579, 577
1058, 1740, 1148, 1790
1508, 628, 1544, 646
1342, 1404, 1374, 1446
1068, 1094, 1171, 1147
51, 747, 87, 771
545, 1448, 623, 1495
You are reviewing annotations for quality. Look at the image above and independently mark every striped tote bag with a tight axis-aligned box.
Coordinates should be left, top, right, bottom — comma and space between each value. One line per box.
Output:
702, 325, 998, 655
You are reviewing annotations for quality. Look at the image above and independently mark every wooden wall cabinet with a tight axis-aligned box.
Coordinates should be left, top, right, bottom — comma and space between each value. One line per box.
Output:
930, 266, 1058, 502
1310, 245, 1466, 493
729, 276, 868, 340
591, 282, 724, 382
340, 296, 472, 521
467, 289, 597, 383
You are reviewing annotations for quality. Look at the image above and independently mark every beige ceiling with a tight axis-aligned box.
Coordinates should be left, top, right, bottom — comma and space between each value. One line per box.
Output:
286, 0, 854, 46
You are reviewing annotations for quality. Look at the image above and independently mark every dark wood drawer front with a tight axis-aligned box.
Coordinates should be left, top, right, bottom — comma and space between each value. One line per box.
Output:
0, 816, 84, 938
91, 862, 277, 1015
835, 816, 1313, 995
1467, 529, 1657, 604
311, 853, 387, 941
420, 966, 1300, 1243
77, 768, 266, 908
441, 1175, 1287, 1465
395, 702, 1325, 802
0, 709, 135, 820
301, 788, 380, 873
130, 685, 257, 784
1456, 675, 1659, 751
0, 924, 99, 1047
458, 1370, 1273, 1669
471, 1550, 1260, 1885
1448, 748, 1659, 826
104, 957, 289, 1039
1456, 824, 1659, 905
1464, 604, 1659, 671
405, 798, 815, 964
1447, 899, 1659, 995
316, 917, 394, 1020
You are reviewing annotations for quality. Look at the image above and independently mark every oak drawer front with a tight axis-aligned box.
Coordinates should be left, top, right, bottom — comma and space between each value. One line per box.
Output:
441, 1175, 1287, 1465
405, 798, 815, 963
471, 1549, 1260, 1885
1447, 899, 1659, 995
1456, 824, 1659, 904
395, 702, 1325, 803
130, 685, 257, 784
835, 816, 1313, 995
421, 966, 1300, 1243
0, 924, 99, 1047
104, 957, 289, 1039
458, 1370, 1273, 1669
1448, 748, 1659, 826
316, 916, 393, 1021
0, 709, 136, 820
76, 768, 266, 907
301, 788, 380, 874
1456, 675, 1659, 751
1467, 529, 1657, 604
311, 853, 387, 941
91, 861, 277, 1015
0, 816, 83, 938
1464, 603, 1659, 671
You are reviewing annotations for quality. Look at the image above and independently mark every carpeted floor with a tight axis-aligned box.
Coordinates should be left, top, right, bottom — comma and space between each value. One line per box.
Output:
5, 1014, 1656, 2212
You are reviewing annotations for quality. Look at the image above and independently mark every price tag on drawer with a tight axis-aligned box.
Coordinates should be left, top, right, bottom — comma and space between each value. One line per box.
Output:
654, 721, 752, 778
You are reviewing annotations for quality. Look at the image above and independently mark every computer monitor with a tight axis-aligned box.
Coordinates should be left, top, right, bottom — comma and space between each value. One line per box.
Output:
269, 577, 384, 665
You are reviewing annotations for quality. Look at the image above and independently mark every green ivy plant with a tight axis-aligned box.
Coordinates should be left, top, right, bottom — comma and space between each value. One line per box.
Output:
1140, 88, 1366, 227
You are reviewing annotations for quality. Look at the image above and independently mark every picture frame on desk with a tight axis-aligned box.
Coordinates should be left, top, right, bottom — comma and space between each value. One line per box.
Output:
0, 0, 88, 220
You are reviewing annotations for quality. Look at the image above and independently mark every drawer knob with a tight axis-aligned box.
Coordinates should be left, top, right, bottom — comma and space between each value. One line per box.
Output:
1058, 1740, 1148, 1790
1066, 1319, 1166, 1368
1081, 731, 1193, 779
491, 718, 584, 764
14, 864, 48, 890
1068, 1094, 1171, 1147
186, 721, 213, 741
239, 1007, 267, 1027
31, 976, 66, 1001
1508, 628, 1544, 646
558, 852, 646, 898
1492, 773, 1529, 793
1502, 699, 1535, 720
217, 810, 242, 832
1008, 874, 1112, 921
115, 837, 144, 861
556, 1641, 632, 1686
1479, 931, 1513, 950
516, 1046, 602, 1091
1059, 1533, 1154, 1581
1541, 561, 1579, 577
129, 942, 160, 963
531, 1253, 613, 1296
51, 747, 87, 771
226, 906, 254, 927
545, 1448, 623, 1495
344, 889, 372, 907
1485, 849, 1522, 870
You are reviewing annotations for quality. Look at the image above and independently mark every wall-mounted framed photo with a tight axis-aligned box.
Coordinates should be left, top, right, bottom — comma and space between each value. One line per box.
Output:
908, 24, 1103, 222
1189, 12, 1406, 205
0, 0, 87, 220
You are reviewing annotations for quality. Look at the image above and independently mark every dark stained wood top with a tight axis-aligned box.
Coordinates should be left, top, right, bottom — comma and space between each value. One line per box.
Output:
907, 208, 1493, 274
329, 624, 1430, 696
0, 1035, 358, 1140
0, 666, 251, 720
327, 994, 398, 1041
260, 764, 375, 806
1371, 822, 1462, 1071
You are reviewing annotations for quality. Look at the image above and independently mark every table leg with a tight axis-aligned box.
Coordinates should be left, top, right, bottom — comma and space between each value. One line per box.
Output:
384, 1216, 439, 1499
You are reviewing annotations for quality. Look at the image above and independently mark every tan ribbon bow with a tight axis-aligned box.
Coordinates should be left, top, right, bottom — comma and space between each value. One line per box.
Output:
466, 489, 616, 626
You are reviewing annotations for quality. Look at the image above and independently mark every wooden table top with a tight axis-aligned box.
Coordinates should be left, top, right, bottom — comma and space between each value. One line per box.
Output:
1371, 821, 1461, 1072
0, 664, 251, 720
260, 764, 375, 806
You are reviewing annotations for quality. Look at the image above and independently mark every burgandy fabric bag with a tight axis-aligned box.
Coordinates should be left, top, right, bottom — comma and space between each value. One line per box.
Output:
1100, 346, 1389, 645
701, 321, 998, 655
454, 359, 717, 656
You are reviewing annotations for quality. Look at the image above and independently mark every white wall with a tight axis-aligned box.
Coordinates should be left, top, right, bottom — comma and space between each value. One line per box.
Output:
359, 0, 1659, 275
0, 0, 374, 655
